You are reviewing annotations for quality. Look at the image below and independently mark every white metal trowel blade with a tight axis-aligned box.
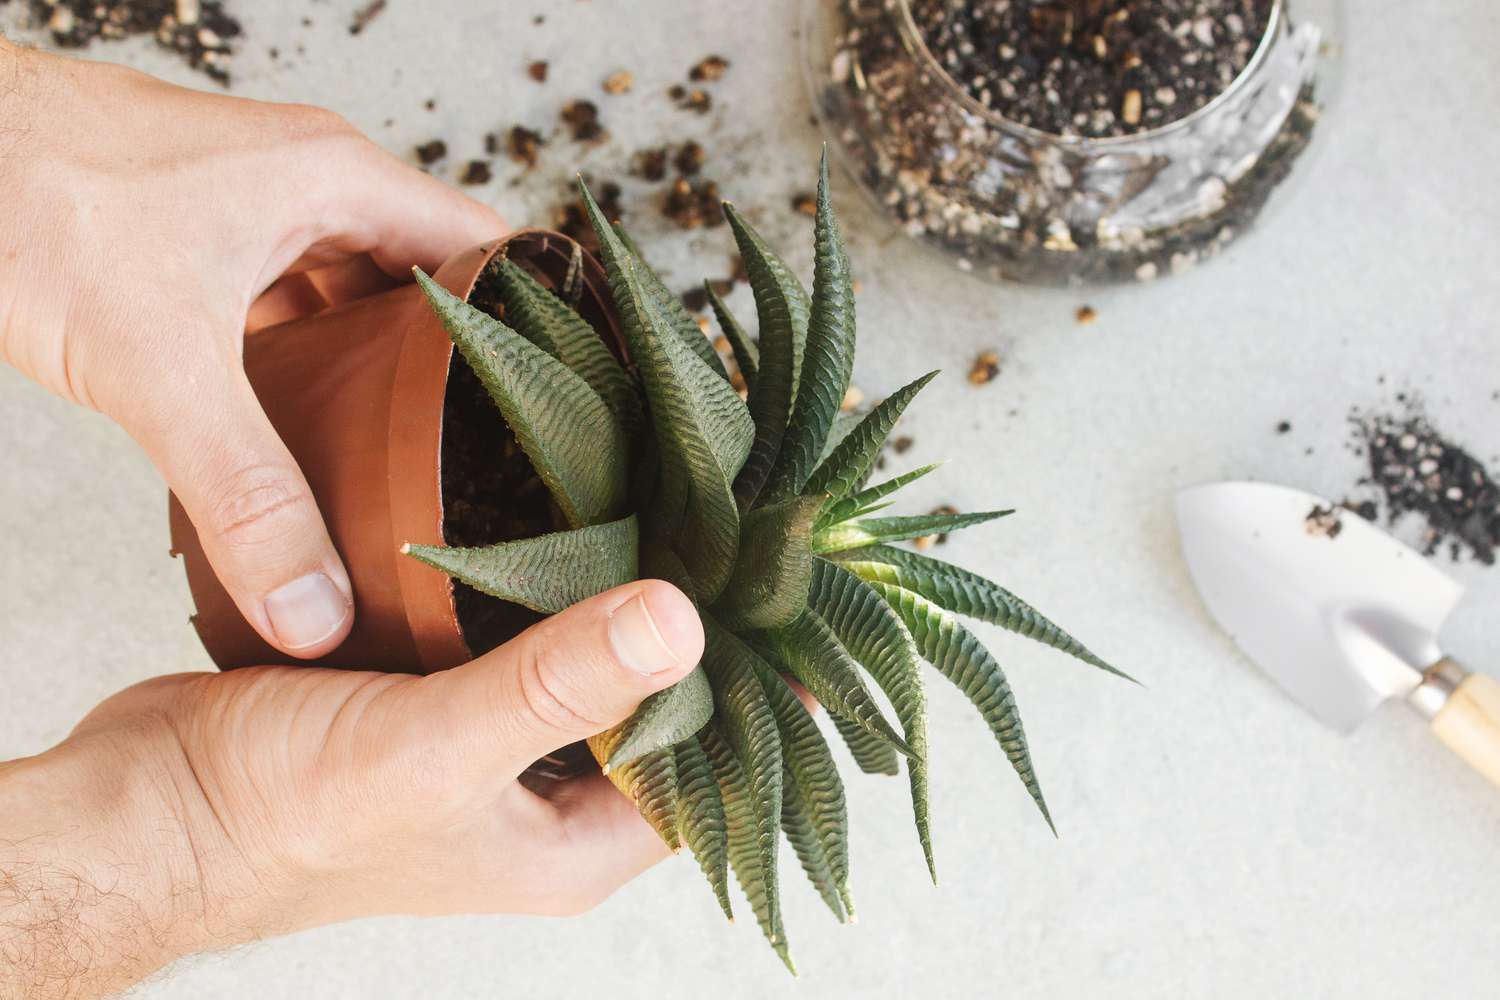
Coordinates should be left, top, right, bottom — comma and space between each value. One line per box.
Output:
1175, 481, 1464, 732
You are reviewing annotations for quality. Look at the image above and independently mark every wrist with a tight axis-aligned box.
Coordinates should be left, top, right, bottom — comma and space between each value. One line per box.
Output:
0, 725, 270, 993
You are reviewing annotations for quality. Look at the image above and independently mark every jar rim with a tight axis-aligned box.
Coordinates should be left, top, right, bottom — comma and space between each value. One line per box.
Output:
892, 0, 1286, 148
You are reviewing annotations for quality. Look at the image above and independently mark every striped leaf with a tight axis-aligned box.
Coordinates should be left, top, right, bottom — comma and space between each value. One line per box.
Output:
817, 463, 941, 529
600, 666, 713, 771
588, 736, 682, 851
724, 203, 808, 508
753, 660, 851, 922
706, 281, 758, 389
769, 610, 915, 759
414, 268, 627, 528
675, 736, 732, 920
809, 559, 934, 881
765, 153, 856, 501
803, 370, 939, 501
838, 545, 1129, 681
699, 624, 784, 944
818, 409, 865, 465
701, 724, 793, 973
870, 582, 1054, 834
710, 496, 822, 631
831, 714, 900, 775
403, 515, 637, 614
813, 509, 1013, 554
582, 183, 751, 600
492, 258, 642, 439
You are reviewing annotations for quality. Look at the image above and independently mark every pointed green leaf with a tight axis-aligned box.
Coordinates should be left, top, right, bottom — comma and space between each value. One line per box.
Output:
701, 725, 794, 973
838, 544, 1130, 681
414, 268, 626, 528
601, 666, 713, 771
809, 559, 934, 881
710, 496, 822, 631
764, 154, 857, 501
614, 222, 730, 380
706, 282, 758, 389
699, 623, 784, 944
493, 258, 642, 439
752, 659, 851, 922
870, 581, 1054, 834
818, 463, 941, 529
724, 203, 808, 508
582, 183, 750, 599
639, 538, 700, 605
813, 508, 1013, 554
803, 371, 939, 501
588, 738, 682, 850
675, 736, 732, 920
403, 516, 637, 614
818, 409, 865, 465
769, 610, 915, 759
831, 714, 900, 775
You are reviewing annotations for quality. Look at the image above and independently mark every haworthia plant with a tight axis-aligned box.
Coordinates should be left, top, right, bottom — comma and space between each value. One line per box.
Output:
401, 152, 1126, 969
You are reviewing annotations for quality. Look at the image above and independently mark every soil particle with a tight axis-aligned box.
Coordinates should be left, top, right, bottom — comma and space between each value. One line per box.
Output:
1304, 504, 1343, 539
527, 59, 549, 83
506, 126, 544, 168
1351, 404, 1500, 565
631, 147, 670, 182
671, 86, 713, 114
348, 0, 386, 35
908, 0, 1274, 139
680, 278, 734, 314
459, 160, 493, 186
968, 350, 1001, 385
414, 139, 448, 166
892, 435, 915, 454
689, 54, 730, 82
662, 177, 724, 230
673, 140, 706, 176
554, 178, 624, 255
791, 191, 817, 217
1075, 304, 1098, 324
560, 99, 607, 143
602, 70, 635, 95
13, 0, 242, 84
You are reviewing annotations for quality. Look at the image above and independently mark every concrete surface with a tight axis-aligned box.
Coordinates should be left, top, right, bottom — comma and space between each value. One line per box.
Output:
2, 1, 1498, 998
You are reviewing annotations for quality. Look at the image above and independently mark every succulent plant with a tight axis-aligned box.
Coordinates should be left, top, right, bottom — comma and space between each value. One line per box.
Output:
403, 155, 1124, 970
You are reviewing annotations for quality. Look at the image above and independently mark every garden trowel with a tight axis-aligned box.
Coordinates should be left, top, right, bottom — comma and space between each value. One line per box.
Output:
1175, 480, 1500, 788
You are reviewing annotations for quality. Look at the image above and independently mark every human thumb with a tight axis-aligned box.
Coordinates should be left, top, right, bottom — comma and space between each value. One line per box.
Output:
425, 580, 704, 774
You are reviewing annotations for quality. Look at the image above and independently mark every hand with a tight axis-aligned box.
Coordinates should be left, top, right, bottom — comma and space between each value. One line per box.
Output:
0, 581, 704, 1000
0, 38, 505, 659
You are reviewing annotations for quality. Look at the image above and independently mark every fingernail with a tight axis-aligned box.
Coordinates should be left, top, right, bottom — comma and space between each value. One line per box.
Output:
264, 572, 351, 651
608, 588, 697, 676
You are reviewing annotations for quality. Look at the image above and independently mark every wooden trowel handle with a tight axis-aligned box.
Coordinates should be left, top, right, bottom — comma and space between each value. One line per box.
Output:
1424, 664, 1500, 789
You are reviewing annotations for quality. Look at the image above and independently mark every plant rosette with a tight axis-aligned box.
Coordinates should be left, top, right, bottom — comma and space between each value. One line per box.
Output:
172, 156, 1129, 969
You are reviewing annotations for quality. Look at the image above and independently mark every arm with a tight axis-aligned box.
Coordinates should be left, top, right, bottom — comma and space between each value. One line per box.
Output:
1, 581, 703, 1000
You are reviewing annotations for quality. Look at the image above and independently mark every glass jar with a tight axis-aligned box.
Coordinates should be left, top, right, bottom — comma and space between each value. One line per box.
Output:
804, 0, 1343, 285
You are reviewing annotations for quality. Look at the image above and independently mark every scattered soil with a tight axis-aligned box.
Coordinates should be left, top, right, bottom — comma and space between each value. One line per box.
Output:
892, 435, 915, 454
561, 99, 607, 143
680, 278, 734, 314
908, 0, 1273, 139
414, 139, 447, 166
527, 59, 549, 83
689, 54, 730, 82
968, 350, 1001, 385
553, 178, 625, 255
673, 141, 706, 176
1276, 419, 1292, 434
631, 147, 670, 182
668, 84, 713, 114
1303, 504, 1342, 539
662, 177, 724, 230
505, 126, 545, 169
602, 70, 634, 95
791, 191, 817, 217
1350, 405, 1500, 565
459, 160, 492, 186
348, 0, 386, 35
9, 0, 242, 84
1076, 304, 1098, 324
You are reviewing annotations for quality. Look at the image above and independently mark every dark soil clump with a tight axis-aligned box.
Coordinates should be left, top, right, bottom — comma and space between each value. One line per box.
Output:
10, 0, 241, 84
1352, 407, 1500, 566
908, 0, 1274, 139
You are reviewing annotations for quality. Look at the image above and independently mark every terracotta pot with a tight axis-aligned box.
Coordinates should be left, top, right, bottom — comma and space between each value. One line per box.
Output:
170, 230, 624, 673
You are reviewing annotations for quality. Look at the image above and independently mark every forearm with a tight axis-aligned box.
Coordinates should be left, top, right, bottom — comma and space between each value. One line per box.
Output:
0, 736, 244, 1000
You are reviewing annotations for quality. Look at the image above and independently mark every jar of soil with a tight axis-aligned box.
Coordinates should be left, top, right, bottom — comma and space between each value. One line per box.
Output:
805, 0, 1342, 285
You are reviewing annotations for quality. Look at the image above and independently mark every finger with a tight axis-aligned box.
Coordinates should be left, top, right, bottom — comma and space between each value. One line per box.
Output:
539, 771, 675, 908
417, 580, 704, 776
135, 359, 353, 659
297, 138, 506, 283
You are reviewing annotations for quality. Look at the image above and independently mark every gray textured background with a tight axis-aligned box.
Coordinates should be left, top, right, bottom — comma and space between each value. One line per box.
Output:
2, 2, 1498, 997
